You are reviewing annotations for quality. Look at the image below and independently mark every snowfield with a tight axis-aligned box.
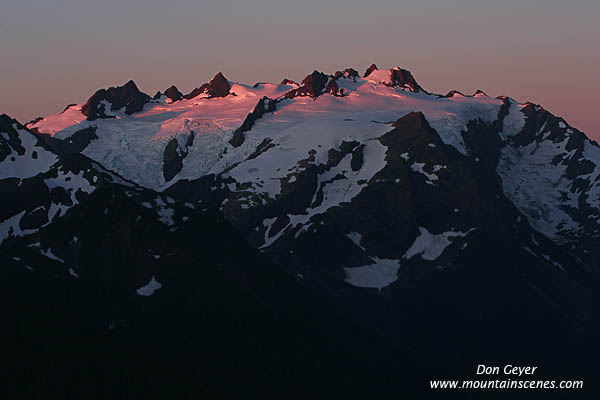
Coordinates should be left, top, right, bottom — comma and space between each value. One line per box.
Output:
29, 68, 502, 190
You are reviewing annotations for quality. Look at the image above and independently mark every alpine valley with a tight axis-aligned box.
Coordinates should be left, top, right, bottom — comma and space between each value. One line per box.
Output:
2, 64, 600, 398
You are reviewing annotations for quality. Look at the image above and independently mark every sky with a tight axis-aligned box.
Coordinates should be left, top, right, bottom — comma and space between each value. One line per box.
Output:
1, 0, 598, 140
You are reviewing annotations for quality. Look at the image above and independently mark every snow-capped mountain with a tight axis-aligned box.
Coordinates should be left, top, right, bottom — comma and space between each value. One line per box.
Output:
27, 65, 496, 189
27, 64, 600, 270
4, 64, 600, 396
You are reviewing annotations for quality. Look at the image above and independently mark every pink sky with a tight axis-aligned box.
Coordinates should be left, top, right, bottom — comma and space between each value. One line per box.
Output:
1, 0, 598, 140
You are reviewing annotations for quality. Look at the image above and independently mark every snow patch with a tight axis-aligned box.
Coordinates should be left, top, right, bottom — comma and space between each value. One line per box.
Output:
500, 100, 526, 138
344, 258, 401, 289
346, 232, 366, 251
40, 247, 64, 263
404, 227, 473, 261
136, 276, 162, 296
400, 153, 440, 184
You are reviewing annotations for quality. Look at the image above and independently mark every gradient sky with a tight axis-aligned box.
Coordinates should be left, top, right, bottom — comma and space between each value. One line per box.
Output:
1, 0, 598, 139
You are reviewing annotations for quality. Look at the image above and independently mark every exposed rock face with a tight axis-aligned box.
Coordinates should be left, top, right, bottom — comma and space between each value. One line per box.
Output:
441, 90, 466, 98
280, 78, 298, 86
27, 116, 44, 126
363, 65, 422, 92
363, 63, 378, 77
461, 118, 503, 174
81, 80, 151, 121
285, 71, 330, 99
183, 72, 231, 100
163, 131, 195, 182
163, 85, 183, 102
334, 68, 359, 80
325, 79, 343, 97
163, 139, 184, 182
327, 68, 363, 97
230, 97, 276, 147
389, 67, 421, 91
35, 127, 98, 155
0, 114, 27, 160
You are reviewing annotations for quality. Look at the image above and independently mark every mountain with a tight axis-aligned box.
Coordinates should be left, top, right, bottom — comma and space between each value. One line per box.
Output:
1, 114, 426, 398
6, 64, 600, 396
26, 64, 600, 269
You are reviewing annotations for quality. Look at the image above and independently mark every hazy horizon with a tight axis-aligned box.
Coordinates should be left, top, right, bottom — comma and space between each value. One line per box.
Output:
1, 0, 598, 139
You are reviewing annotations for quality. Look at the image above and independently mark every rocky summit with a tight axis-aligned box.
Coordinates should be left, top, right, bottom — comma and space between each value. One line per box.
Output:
3, 65, 600, 398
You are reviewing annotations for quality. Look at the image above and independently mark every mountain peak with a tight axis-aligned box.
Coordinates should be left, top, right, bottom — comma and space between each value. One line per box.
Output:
123, 79, 139, 89
183, 72, 231, 100
334, 68, 359, 80
0, 113, 16, 125
284, 70, 330, 99
363, 64, 378, 77
211, 72, 227, 82
363, 65, 422, 92
163, 85, 183, 102
389, 67, 421, 92
301, 70, 328, 85
82, 80, 150, 121
0, 114, 21, 134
